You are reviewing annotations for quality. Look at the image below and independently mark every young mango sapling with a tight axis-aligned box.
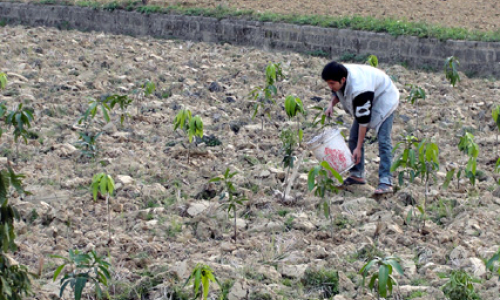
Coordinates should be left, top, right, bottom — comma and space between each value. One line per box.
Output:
173, 109, 204, 164
210, 168, 247, 243
249, 62, 284, 130
91, 173, 115, 242
308, 161, 343, 240
282, 95, 305, 202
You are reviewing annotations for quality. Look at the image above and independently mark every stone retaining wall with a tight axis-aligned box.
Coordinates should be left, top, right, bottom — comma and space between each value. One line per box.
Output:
1, 2, 499, 77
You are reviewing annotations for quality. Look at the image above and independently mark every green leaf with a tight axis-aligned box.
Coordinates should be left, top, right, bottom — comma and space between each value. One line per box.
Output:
307, 166, 320, 191
202, 273, 209, 300
486, 253, 500, 270
53, 264, 66, 281
409, 149, 416, 167
95, 282, 103, 299
442, 169, 455, 190
60, 279, 72, 298
360, 259, 377, 276
367, 55, 378, 67
385, 259, 404, 276
320, 161, 343, 183
1, 276, 12, 296
194, 267, 202, 297
378, 265, 389, 298
107, 175, 115, 195
98, 265, 111, 281
100, 175, 108, 195
387, 276, 393, 294
74, 276, 88, 300
323, 200, 329, 218
368, 274, 378, 291
406, 209, 412, 225
0, 73, 7, 89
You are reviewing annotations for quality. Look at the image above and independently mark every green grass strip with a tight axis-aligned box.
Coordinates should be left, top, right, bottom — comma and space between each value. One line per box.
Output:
29, 0, 500, 42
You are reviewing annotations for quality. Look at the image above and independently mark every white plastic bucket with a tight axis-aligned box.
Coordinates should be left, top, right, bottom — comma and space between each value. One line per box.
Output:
306, 128, 354, 174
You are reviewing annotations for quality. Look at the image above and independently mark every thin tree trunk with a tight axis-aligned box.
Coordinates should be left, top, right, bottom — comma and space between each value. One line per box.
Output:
423, 173, 429, 230
283, 154, 304, 203
106, 194, 110, 241
416, 103, 419, 138
234, 212, 237, 243
329, 197, 334, 241
283, 166, 291, 202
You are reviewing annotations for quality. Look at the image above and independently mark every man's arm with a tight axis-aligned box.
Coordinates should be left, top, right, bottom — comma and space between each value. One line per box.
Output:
326, 93, 340, 117
352, 92, 374, 164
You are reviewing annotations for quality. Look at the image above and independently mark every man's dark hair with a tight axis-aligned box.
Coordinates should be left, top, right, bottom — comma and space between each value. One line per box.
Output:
321, 61, 348, 82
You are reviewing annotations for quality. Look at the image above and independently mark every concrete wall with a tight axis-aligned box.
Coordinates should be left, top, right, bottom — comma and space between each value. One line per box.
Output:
1, 2, 499, 77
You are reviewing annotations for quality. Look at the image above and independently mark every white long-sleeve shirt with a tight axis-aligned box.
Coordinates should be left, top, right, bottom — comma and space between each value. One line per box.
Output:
335, 64, 399, 133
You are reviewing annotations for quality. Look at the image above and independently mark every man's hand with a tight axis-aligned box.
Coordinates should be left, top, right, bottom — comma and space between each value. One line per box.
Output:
325, 96, 339, 117
353, 146, 362, 165
325, 104, 334, 118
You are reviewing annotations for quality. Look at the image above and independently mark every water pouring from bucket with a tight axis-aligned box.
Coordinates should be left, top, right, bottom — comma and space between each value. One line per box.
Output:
306, 127, 354, 175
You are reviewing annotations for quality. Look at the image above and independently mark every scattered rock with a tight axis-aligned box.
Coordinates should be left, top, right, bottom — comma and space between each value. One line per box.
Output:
102, 122, 117, 133
257, 265, 282, 281
208, 81, 222, 92
225, 96, 236, 103
278, 264, 308, 279
463, 257, 487, 278
493, 187, 500, 198
186, 201, 210, 217
227, 280, 250, 300
116, 175, 135, 185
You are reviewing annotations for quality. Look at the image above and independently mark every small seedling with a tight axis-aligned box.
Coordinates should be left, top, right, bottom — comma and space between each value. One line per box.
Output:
105, 94, 133, 126
280, 128, 297, 170
142, 81, 156, 97
210, 168, 247, 242
52, 249, 111, 300
308, 161, 343, 239
5, 103, 35, 156
0, 167, 32, 299
75, 131, 103, 161
405, 84, 426, 135
487, 248, 500, 279
249, 62, 284, 130
301, 268, 339, 298
444, 56, 460, 87
440, 270, 481, 300
391, 136, 439, 230
78, 97, 111, 127
173, 109, 204, 164
91, 173, 115, 241
182, 264, 221, 300
458, 132, 479, 187
0, 72, 6, 90
284, 95, 305, 142
359, 256, 404, 299
493, 105, 500, 155
366, 55, 379, 67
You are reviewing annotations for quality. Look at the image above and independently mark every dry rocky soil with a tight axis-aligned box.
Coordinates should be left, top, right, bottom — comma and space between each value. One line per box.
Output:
1, 18, 500, 300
